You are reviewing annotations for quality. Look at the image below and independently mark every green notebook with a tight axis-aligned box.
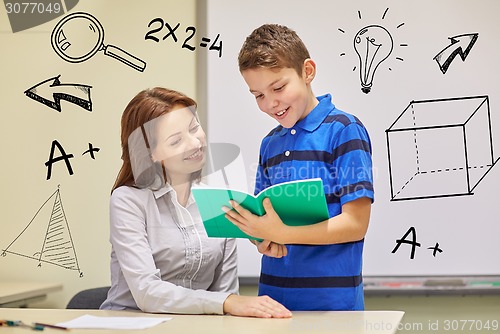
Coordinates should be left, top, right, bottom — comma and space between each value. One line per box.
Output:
191, 178, 330, 240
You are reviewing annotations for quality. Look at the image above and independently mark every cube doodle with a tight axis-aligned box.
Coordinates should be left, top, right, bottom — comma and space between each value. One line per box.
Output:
386, 96, 499, 201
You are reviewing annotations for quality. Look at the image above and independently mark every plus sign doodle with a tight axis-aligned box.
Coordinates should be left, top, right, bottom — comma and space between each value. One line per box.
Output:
82, 143, 100, 159
427, 243, 443, 257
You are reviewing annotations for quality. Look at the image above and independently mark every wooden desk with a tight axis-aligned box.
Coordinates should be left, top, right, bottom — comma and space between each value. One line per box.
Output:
0, 308, 404, 334
0, 282, 63, 308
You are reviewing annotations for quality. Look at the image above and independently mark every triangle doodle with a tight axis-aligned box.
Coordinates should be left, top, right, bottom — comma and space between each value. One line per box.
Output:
1, 186, 83, 277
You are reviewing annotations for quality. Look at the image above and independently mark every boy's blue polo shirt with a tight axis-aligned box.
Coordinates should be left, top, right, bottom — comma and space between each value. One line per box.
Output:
255, 94, 374, 311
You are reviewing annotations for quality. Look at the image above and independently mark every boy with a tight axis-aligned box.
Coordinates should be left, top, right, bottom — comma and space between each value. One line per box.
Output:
223, 24, 374, 311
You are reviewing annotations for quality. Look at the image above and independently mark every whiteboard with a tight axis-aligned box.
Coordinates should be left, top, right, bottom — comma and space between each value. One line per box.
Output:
204, 0, 500, 276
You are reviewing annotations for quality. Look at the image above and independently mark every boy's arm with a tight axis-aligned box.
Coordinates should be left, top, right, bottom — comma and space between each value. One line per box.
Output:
282, 197, 371, 244
223, 196, 371, 245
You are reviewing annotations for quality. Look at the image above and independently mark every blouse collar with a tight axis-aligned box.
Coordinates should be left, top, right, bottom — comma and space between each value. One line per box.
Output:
153, 182, 196, 207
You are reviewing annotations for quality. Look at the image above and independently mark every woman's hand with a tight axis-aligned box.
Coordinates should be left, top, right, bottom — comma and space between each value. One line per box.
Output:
223, 294, 292, 318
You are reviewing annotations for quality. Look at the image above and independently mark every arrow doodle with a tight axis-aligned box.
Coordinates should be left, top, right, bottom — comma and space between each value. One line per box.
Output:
433, 33, 478, 74
24, 75, 92, 112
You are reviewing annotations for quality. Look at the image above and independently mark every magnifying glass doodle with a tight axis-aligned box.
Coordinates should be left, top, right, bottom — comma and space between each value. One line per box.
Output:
51, 12, 146, 72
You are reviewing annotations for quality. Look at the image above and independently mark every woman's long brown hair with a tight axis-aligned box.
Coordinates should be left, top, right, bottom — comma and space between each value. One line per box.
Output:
112, 87, 197, 193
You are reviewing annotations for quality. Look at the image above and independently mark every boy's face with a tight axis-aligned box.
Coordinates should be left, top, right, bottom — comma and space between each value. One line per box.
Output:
241, 61, 317, 128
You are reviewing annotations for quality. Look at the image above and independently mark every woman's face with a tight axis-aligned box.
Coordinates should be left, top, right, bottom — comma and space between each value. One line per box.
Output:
151, 105, 206, 183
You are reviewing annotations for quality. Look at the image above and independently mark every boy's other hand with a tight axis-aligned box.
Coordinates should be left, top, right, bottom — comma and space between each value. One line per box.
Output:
252, 239, 288, 258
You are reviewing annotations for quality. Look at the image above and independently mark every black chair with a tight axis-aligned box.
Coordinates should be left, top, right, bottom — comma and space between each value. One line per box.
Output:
66, 286, 110, 309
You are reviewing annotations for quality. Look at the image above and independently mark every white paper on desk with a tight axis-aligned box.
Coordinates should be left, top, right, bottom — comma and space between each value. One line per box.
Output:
56, 314, 172, 329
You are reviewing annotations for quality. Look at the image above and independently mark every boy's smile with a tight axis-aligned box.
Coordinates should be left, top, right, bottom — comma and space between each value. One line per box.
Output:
241, 61, 318, 128
275, 106, 289, 119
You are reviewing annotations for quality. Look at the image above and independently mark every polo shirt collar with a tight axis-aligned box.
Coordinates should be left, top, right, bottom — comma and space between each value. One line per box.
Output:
276, 94, 333, 136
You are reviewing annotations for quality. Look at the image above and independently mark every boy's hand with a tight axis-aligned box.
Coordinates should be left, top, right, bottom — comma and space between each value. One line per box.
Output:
251, 239, 287, 258
222, 198, 287, 243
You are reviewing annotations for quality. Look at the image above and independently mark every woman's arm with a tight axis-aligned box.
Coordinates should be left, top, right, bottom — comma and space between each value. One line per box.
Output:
208, 238, 291, 318
110, 188, 228, 314
111, 187, 291, 317
207, 238, 239, 293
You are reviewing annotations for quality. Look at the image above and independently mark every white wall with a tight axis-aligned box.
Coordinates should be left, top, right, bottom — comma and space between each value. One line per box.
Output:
0, 0, 197, 308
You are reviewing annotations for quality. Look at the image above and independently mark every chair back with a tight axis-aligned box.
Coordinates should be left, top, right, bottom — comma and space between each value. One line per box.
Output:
66, 286, 110, 309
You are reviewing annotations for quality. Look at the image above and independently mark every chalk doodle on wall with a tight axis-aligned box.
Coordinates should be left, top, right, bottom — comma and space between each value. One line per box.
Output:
51, 12, 147, 72
338, 7, 408, 94
145, 17, 223, 57
433, 33, 479, 74
386, 96, 499, 201
24, 75, 92, 112
45, 140, 101, 180
1, 186, 83, 277
353, 25, 393, 94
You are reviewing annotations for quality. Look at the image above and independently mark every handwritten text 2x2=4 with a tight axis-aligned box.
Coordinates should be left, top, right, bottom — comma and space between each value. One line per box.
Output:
145, 18, 222, 57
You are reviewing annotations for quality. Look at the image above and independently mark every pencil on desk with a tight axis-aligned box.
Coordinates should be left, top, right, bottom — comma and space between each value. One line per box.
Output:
33, 323, 68, 330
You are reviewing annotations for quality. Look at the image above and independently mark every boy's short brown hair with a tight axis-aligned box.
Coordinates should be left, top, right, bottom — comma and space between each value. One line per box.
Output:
238, 24, 310, 76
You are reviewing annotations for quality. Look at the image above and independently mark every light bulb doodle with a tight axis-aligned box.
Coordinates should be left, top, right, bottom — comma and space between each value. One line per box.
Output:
338, 8, 407, 95
353, 25, 393, 94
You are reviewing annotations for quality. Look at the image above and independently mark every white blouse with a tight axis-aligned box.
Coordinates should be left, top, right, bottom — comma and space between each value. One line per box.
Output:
100, 184, 239, 314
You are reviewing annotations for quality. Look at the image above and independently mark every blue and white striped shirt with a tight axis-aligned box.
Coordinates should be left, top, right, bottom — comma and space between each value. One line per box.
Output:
256, 94, 374, 310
